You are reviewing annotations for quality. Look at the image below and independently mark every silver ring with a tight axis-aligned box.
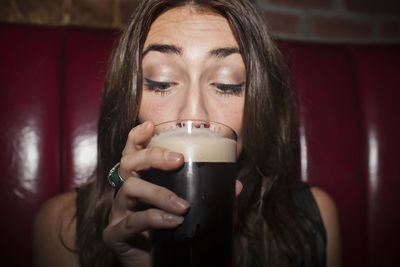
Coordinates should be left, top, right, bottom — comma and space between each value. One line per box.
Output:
107, 162, 125, 189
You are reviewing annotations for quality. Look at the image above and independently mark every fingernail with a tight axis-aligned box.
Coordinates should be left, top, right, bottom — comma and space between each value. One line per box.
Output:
163, 213, 184, 224
169, 195, 190, 210
164, 151, 182, 162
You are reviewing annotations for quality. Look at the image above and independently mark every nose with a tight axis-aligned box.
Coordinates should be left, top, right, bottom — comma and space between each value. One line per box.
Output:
177, 83, 209, 121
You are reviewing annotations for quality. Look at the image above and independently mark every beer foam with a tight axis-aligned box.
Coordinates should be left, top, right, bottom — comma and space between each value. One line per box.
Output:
148, 127, 236, 162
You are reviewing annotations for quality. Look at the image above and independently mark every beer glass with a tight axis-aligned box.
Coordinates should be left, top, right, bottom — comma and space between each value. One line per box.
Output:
141, 119, 237, 267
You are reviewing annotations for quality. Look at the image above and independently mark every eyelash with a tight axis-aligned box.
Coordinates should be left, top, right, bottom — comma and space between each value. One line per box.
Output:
213, 82, 245, 96
144, 78, 245, 96
144, 78, 174, 95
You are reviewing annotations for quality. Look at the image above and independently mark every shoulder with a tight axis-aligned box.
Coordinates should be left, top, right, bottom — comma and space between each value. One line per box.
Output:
310, 187, 338, 224
310, 186, 342, 267
33, 191, 79, 267
33, 191, 77, 241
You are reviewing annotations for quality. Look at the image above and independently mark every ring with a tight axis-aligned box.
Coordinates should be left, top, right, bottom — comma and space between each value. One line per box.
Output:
108, 162, 124, 190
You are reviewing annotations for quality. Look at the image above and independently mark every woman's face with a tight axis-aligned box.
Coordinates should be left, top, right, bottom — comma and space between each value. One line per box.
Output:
139, 7, 245, 152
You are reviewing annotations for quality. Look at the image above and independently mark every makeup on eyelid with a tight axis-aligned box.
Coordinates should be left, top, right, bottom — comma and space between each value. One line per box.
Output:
144, 77, 244, 95
143, 64, 245, 93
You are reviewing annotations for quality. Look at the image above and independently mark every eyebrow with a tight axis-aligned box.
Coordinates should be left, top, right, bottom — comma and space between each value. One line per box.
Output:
143, 43, 240, 58
209, 47, 240, 58
143, 44, 182, 56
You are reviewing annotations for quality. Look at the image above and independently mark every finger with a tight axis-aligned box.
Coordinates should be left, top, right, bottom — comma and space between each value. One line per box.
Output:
122, 121, 154, 155
235, 180, 243, 197
114, 177, 190, 216
104, 209, 184, 244
120, 147, 183, 178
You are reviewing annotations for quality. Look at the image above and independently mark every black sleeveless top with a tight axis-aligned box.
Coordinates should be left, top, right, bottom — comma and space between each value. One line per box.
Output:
292, 181, 327, 267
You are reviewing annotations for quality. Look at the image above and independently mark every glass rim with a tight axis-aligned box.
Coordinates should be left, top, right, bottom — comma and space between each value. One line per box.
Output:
153, 119, 237, 140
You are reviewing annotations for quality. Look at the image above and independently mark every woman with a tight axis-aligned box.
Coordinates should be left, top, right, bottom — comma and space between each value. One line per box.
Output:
33, 0, 341, 266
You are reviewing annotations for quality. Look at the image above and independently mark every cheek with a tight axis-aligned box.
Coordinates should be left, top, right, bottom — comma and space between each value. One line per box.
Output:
138, 94, 168, 123
214, 100, 243, 135
209, 99, 244, 154
229, 100, 244, 156
232, 108, 244, 156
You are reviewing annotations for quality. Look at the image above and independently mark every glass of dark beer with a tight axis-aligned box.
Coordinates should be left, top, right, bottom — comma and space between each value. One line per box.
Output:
141, 119, 237, 267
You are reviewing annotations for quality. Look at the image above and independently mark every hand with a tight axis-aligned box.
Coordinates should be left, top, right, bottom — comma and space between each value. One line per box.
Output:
102, 121, 243, 267
102, 121, 188, 266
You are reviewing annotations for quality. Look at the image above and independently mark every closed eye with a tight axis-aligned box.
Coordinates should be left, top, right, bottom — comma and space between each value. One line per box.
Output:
212, 82, 245, 96
144, 78, 176, 94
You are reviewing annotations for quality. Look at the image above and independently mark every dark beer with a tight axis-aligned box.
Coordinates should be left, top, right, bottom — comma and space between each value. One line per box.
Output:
142, 162, 236, 267
142, 123, 237, 267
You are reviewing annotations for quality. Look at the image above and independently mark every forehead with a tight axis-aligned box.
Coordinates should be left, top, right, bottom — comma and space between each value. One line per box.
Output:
144, 7, 238, 47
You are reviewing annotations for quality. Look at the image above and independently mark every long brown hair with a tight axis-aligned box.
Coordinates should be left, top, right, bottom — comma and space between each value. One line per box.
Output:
75, 0, 316, 266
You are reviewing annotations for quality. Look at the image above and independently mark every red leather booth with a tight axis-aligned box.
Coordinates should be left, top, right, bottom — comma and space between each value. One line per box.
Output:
1, 23, 399, 266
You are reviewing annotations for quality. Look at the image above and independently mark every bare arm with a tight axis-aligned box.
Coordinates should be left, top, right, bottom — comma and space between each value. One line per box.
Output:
32, 191, 79, 267
311, 187, 342, 267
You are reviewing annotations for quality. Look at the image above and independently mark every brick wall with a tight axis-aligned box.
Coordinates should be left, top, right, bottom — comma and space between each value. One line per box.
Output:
259, 0, 400, 43
0, 0, 399, 43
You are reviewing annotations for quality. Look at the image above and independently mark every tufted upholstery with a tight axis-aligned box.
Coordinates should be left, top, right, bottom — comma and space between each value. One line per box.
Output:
0, 23, 399, 266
